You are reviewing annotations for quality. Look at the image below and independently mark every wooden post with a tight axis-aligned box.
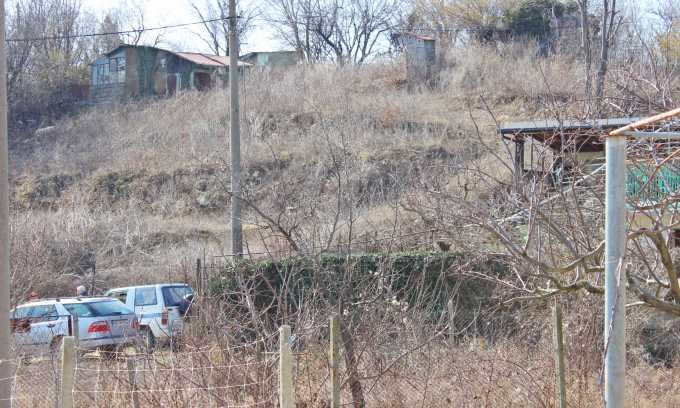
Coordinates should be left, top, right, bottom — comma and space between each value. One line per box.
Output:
60, 336, 75, 408
330, 316, 341, 408
89, 262, 96, 296
126, 358, 140, 408
553, 301, 567, 408
447, 298, 456, 337
279, 325, 294, 408
195, 258, 202, 296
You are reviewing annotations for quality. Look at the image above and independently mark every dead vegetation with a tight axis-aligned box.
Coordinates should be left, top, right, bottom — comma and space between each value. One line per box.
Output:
8, 33, 680, 406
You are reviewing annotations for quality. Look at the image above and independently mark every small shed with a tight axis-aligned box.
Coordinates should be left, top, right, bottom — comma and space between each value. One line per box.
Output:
499, 117, 642, 181
240, 51, 299, 68
392, 32, 436, 87
90, 44, 251, 103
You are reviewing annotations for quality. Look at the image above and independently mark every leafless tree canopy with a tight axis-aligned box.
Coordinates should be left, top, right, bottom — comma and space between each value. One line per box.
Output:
265, 0, 405, 64
189, 0, 258, 56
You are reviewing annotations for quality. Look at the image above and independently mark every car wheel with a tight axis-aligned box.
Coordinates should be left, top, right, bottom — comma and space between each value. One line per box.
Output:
140, 328, 156, 353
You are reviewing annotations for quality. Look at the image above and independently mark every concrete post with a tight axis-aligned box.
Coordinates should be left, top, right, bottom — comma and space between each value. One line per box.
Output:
604, 134, 626, 407
330, 316, 340, 408
228, 0, 243, 257
279, 325, 294, 408
0, 1, 10, 406
60, 336, 75, 408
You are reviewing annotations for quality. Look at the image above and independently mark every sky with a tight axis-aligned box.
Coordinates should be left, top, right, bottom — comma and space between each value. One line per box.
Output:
80, 0, 663, 55
80, 0, 283, 54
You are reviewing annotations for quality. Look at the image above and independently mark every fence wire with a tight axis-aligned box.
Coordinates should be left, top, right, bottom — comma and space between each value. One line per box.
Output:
72, 341, 279, 408
6, 335, 279, 408
5, 346, 63, 408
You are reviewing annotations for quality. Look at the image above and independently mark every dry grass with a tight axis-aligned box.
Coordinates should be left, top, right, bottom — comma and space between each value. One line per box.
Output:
8, 40, 680, 407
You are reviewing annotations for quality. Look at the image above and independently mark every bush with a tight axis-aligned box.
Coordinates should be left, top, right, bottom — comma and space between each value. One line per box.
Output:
209, 251, 511, 338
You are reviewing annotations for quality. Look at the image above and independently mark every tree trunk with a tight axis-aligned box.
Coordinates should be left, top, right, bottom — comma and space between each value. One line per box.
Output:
595, 0, 617, 111
341, 320, 366, 408
578, 0, 592, 112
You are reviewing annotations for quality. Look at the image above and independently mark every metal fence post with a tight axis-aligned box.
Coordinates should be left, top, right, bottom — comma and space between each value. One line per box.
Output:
553, 301, 566, 408
604, 134, 626, 407
60, 336, 75, 408
279, 325, 294, 408
330, 316, 341, 408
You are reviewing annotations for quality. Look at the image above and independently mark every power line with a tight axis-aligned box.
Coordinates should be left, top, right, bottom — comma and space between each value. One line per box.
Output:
6, 16, 240, 43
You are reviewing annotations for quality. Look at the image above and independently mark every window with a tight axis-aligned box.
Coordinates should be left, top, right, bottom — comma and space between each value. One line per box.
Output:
161, 286, 192, 307
110, 291, 127, 304
12, 306, 33, 319
92, 56, 126, 87
12, 305, 59, 322
673, 230, 680, 248
62, 303, 92, 317
63, 301, 133, 317
135, 288, 158, 306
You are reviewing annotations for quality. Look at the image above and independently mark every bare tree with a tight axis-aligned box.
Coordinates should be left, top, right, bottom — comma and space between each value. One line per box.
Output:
594, 0, 622, 110
189, 0, 257, 55
576, 0, 593, 110
266, 0, 404, 64
402, 102, 680, 322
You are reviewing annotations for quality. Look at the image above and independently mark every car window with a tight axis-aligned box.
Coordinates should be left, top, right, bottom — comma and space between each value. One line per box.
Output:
63, 303, 93, 317
134, 288, 157, 306
12, 305, 59, 322
88, 301, 133, 316
63, 301, 133, 317
12, 306, 34, 319
161, 286, 192, 307
32, 305, 59, 320
110, 291, 127, 304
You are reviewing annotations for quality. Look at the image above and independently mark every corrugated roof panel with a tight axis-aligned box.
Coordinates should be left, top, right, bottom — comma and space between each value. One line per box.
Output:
174, 52, 251, 67
499, 118, 643, 135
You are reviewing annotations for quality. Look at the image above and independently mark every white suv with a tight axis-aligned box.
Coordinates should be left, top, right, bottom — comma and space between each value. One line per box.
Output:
104, 284, 194, 350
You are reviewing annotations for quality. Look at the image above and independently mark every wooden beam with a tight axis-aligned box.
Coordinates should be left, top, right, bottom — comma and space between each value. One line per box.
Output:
610, 108, 680, 136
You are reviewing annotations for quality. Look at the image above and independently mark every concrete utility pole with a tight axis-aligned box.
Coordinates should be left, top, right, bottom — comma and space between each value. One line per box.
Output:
603, 133, 626, 408
228, 0, 242, 257
0, 2, 11, 407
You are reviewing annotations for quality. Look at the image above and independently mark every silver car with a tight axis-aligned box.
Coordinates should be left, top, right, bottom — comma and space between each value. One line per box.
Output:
10, 297, 139, 355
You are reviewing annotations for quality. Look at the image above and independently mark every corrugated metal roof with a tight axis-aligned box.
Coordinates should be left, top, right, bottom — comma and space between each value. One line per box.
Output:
500, 118, 643, 135
173, 52, 251, 67
100, 44, 251, 68
392, 32, 435, 41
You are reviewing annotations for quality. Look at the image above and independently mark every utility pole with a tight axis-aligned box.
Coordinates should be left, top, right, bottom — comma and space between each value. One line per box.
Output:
229, 0, 242, 257
0, 2, 11, 407
603, 132, 626, 407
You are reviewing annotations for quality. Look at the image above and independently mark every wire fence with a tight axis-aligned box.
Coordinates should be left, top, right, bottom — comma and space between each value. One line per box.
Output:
4, 332, 279, 408
3, 315, 673, 407
5, 350, 63, 408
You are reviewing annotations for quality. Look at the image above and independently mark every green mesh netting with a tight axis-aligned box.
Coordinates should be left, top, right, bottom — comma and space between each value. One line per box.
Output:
626, 165, 680, 200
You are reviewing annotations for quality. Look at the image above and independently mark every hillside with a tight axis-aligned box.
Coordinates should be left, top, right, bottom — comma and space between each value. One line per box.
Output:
9, 30, 680, 408
9, 42, 662, 298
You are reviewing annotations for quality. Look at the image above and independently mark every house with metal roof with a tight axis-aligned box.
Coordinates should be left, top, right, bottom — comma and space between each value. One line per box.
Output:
240, 51, 299, 69
90, 44, 251, 103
